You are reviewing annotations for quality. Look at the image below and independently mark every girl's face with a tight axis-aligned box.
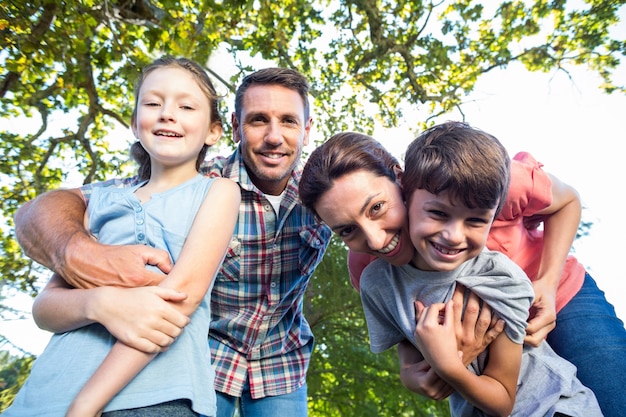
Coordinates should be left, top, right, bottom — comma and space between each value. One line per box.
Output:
407, 188, 496, 272
314, 169, 415, 266
132, 66, 221, 173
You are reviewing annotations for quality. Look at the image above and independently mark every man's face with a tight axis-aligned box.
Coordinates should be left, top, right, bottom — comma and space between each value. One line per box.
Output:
233, 84, 311, 195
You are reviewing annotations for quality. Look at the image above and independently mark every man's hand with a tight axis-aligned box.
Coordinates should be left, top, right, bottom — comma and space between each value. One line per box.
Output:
398, 340, 454, 400
524, 279, 557, 346
91, 286, 190, 353
64, 240, 172, 289
451, 284, 505, 366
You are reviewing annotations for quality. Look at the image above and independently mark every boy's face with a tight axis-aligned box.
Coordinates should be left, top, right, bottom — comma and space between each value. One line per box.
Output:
406, 188, 497, 272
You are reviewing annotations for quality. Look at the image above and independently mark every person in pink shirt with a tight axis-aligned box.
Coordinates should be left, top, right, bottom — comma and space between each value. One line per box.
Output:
299, 131, 626, 417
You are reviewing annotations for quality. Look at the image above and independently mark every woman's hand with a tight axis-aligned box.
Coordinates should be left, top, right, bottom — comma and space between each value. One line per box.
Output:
451, 284, 505, 366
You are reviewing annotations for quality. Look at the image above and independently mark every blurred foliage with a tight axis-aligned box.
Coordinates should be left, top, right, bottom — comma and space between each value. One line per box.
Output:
0, 350, 34, 412
1, 0, 624, 414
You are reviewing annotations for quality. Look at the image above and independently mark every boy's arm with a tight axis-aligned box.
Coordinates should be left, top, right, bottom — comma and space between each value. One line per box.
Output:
415, 300, 520, 417
399, 286, 505, 400
66, 178, 240, 417
14, 188, 171, 289
525, 173, 581, 346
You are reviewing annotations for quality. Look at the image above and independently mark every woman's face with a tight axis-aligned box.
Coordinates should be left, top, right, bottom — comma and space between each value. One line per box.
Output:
314, 169, 415, 266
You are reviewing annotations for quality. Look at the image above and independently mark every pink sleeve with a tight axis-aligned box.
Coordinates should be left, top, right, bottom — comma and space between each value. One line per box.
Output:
347, 251, 378, 293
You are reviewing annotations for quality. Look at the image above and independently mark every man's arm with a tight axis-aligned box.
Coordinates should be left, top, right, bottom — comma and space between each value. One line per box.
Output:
15, 188, 171, 288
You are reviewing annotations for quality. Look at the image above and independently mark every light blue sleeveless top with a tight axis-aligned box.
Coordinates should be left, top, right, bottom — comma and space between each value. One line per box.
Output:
4, 175, 219, 417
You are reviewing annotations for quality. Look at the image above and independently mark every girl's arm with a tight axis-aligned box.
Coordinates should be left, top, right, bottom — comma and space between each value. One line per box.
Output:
66, 178, 240, 417
33, 274, 190, 353
525, 173, 581, 346
415, 300, 520, 417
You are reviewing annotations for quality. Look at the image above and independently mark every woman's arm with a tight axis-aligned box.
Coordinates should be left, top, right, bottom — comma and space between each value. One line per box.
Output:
415, 300, 520, 417
66, 178, 240, 417
524, 173, 581, 346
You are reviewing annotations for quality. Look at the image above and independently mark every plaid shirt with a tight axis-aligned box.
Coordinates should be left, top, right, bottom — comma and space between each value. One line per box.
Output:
82, 148, 331, 399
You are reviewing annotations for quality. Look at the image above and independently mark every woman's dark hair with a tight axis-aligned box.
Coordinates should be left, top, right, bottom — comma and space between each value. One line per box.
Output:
299, 132, 400, 219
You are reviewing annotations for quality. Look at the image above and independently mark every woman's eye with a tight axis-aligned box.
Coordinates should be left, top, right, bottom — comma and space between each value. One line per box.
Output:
339, 226, 355, 237
371, 202, 384, 215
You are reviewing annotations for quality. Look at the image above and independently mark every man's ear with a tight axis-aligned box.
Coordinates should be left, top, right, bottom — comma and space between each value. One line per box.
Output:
231, 113, 241, 143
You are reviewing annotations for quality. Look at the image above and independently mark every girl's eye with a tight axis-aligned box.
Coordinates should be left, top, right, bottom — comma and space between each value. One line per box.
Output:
181, 105, 194, 110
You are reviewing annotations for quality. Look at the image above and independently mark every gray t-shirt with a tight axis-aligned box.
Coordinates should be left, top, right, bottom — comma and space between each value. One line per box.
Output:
361, 250, 601, 417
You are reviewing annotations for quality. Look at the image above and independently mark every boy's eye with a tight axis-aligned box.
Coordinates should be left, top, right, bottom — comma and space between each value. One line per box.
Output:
467, 217, 489, 225
429, 210, 447, 217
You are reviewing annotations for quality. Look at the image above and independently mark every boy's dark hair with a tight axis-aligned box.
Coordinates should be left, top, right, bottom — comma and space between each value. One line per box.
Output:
234, 67, 310, 122
130, 56, 223, 180
299, 131, 401, 219
402, 121, 510, 217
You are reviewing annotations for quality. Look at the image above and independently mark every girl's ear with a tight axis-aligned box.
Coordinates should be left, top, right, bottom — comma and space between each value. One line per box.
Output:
131, 117, 139, 138
205, 122, 223, 146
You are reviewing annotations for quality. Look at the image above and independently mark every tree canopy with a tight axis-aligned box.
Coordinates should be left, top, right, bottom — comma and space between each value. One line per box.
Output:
0, 0, 624, 415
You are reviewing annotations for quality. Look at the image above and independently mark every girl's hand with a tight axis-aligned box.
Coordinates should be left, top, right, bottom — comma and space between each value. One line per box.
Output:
93, 286, 190, 353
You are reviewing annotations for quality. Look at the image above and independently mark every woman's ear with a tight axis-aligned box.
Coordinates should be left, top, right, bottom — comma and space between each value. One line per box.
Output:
393, 164, 403, 181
